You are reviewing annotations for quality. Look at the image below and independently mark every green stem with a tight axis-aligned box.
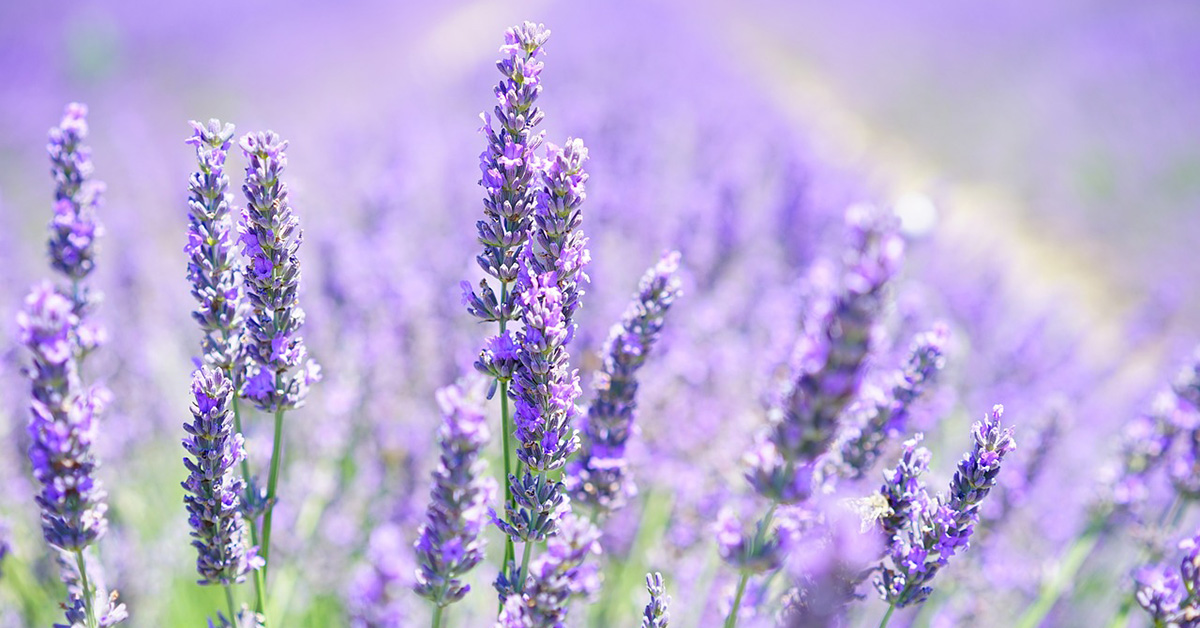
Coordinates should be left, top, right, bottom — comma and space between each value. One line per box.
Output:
259, 407, 286, 609
1015, 518, 1104, 628
224, 585, 239, 624
431, 605, 444, 628
723, 502, 779, 628
519, 538, 534, 586
73, 549, 97, 628
1106, 597, 1132, 628
232, 396, 265, 615
497, 279, 517, 615
724, 574, 750, 628
879, 604, 896, 628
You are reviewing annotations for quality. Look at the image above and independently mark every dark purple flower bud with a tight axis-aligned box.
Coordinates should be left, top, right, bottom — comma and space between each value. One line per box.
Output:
467, 21, 551, 322
568, 251, 682, 515
768, 206, 903, 467
237, 131, 321, 411
875, 406, 1015, 608
641, 572, 670, 628
47, 103, 106, 294
492, 470, 569, 543
19, 282, 109, 552
185, 119, 244, 378
413, 382, 498, 607
182, 367, 261, 585
507, 512, 601, 628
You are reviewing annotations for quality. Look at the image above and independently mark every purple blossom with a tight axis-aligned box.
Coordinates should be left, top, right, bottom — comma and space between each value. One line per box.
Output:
1135, 533, 1200, 625
185, 119, 244, 377
505, 512, 602, 628
182, 366, 261, 585
641, 572, 671, 628
568, 251, 682, 516
413, 381, 498, 607
527, 138, 591, 338
47, 103, 106, 294
237, 131, 321, 411
878, 435, 932, 544
875, 406, 1016, 608
19, 282, 109, 552
715, 507, 799, 574
465, 21, 551, 324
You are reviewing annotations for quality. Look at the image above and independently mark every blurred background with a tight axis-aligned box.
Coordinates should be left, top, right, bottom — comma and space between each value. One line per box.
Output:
0, 0, 1198, 626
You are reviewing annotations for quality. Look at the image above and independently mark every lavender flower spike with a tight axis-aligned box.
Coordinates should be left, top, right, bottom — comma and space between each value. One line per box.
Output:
1135, 533, 1200, 625
641, 572, 671, 628
182, 366, 261, 585
238, 130, 320, 411
414, 382, 498, 608
47, 103, 106, 296
19, 282, 108, 552
528, 138, 591, 336
464, 21, 550, 324
568, 251, 682, 516
875, 405, 1016, 608
186, 120, 243, 376
507, 512, 602, 628
823, 325, 947, 484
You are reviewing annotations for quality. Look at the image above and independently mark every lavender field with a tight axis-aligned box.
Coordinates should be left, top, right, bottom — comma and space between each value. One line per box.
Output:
1, 1, 1199, 627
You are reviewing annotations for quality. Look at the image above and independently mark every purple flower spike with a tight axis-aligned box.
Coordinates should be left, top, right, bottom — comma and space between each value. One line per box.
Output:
467, 21, 551, 323
822, 325, 948, 485
186, 119, 244, 377
641, 572, 671, 628
568, 251, 682, 516
182, 367, 261, 586
528, 138, 591, 337
1135, 533, 1200, 624
238, 131, 321, 411
875, 405, 1015, 608
507, 512, 602, 628
47, 103, 106, 295
769, 207, 902, 467
413, 382, 498, 608
19, 282, 109, 552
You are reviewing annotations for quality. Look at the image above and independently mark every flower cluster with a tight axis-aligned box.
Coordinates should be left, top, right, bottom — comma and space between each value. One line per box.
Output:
413, 382, 497, 607
875, 406, 1016, 608
237, 131, 320, 411
640, 572, 670, 628
497, 513, 601, 628
47, 103, 106, 297
465, 21, 551, 324
1135, 533, 1200, 626
568, 251, 683, 516
185, 119, 244, 376
19, 283, 109, 552
527, 138, 591, 336
182, 367, 261, 585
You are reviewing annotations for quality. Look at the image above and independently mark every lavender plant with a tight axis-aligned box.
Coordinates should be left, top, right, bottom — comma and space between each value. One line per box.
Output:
874, 406, 1016, 624
641, 572, 671, 628
236, 129, 320, 615
413, 381, 497, 625
568, 251, 683, 518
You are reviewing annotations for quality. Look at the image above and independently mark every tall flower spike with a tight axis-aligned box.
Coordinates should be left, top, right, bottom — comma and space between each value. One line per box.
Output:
466, 21, 551, 324
238, 131, 321, 411
821, 325, 947, 485
186, 120, 244, 377
47, 103, 106, 301
19, 282, 109, 551
182, 367, 261, 585
641, 572, 671, 628
413, 382, 498, 607
567, 251, 682, 516
875, 405, 1015, 608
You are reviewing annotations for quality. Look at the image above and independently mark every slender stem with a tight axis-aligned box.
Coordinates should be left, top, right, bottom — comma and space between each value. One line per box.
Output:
231, 396, 265, 614
724, 574, 750, 628
260, 408, 286, 587
1015, 518, 1103, 628
431, 605, 444, 628
73, 549, 97, 628
879, 604, 896, 628
519, 539, 534, 586
1106, 597, 1132, 628
497, 279, 517, 612
225, 585, 239, 624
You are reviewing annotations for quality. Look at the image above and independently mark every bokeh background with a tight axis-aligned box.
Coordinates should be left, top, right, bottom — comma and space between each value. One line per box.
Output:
1, 1, 1198, 626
